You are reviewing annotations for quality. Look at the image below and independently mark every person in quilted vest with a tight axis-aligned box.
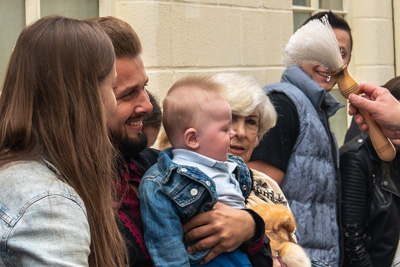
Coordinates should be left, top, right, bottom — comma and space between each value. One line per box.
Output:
248, 11, 353, 266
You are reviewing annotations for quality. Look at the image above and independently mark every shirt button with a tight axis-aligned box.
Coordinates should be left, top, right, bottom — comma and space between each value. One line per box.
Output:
357, 138, 363, 143
206, 181, 211, 187
383, 181, 388, 186
242, 185, 247, 191
181, 168, 187, 172
190, 188, 198, 196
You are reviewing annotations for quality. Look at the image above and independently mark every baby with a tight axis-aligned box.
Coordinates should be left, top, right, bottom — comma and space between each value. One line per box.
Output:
140, 75, 257, 266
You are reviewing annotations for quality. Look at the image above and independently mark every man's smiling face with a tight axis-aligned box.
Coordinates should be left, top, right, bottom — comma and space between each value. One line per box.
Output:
107, 56, 153, 153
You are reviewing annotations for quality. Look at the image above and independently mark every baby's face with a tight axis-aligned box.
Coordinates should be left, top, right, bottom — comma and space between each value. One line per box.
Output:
195, 98, 235, 161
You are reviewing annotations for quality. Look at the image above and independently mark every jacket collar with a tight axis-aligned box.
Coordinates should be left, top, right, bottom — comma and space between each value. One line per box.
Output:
282, 66, 344, 117
157, 148, 179, 184
156, 148, 249, 186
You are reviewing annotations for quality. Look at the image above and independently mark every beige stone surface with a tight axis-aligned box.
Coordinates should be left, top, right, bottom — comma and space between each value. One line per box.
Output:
350, 0, 393, 19
218, 0, 263, 8
168, 5, 243, 67
115, 0, 293, 86
116, 2, 173, 67
352, 19, 394, 66
349, 0, 395, 87
261, 0, 292, 10
355, 66, 395, 87
242, 10, 292, 66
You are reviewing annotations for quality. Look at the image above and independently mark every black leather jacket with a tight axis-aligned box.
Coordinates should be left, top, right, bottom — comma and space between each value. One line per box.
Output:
340, 132, 400, 267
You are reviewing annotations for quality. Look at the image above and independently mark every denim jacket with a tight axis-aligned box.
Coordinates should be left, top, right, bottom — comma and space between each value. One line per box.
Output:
139, 148, 252, 266
0, 160, 90, 266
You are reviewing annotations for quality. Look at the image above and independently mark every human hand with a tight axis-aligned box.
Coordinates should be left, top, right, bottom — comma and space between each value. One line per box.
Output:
182, 202, 255, 264
348, 83, 400, 139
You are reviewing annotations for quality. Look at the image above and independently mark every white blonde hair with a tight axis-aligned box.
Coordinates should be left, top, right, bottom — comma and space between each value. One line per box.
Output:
212, 72, 276, 140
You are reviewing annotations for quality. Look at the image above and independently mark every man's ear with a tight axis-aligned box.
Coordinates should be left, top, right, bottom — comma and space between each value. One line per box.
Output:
184, 128, 199, 149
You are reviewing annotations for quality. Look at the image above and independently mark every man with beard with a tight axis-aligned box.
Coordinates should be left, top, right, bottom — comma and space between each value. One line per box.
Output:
93, 16, 270, 267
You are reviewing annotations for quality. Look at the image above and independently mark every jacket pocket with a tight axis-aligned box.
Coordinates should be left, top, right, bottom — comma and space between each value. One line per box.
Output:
168, 179, 214, 219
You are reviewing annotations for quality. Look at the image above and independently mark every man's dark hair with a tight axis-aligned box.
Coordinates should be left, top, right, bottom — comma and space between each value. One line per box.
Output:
90, 16, 142, 58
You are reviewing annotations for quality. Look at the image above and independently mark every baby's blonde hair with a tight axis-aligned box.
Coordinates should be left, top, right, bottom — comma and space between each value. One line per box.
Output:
163, 75, 226, 147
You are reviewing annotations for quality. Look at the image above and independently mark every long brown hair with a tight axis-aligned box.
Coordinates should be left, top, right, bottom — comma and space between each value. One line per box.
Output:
0, 16, 126, 266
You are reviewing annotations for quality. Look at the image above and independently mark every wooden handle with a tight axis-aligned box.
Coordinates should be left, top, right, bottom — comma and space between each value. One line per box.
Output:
359, 109, 396, 161
333, 65, 396, 162
332, 66, 359, 98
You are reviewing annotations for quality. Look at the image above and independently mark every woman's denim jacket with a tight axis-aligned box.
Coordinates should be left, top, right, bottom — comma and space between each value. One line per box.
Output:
0, 160, 90, 266
139, 148, 252, 266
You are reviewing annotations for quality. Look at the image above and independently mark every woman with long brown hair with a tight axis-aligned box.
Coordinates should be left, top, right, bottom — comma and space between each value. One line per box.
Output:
0, 16, 126, 266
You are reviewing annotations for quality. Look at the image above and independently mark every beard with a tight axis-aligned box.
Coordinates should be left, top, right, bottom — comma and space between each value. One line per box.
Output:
110, 130, 148, 159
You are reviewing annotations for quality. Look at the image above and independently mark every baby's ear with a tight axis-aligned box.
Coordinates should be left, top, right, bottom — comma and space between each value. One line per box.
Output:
184, 128, 199, 149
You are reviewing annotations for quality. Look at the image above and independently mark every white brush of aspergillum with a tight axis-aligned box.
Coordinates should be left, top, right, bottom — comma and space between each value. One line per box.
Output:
284, 16, 343, 73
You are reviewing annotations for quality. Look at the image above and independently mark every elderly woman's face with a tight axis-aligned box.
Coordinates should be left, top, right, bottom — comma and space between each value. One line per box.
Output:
229, 110, 260, 163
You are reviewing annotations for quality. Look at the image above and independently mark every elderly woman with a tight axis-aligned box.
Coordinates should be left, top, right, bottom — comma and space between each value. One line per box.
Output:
212, 73, 288, 208
213, 73, 315, 267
